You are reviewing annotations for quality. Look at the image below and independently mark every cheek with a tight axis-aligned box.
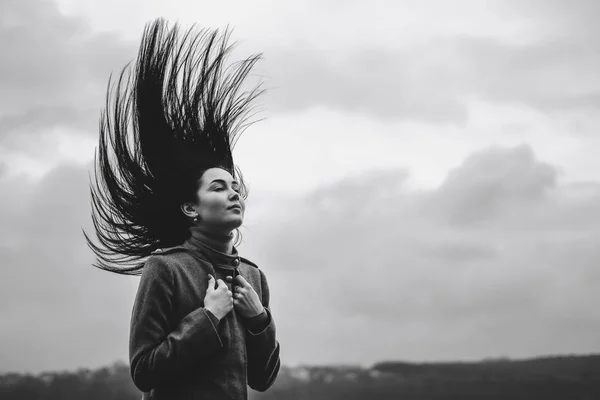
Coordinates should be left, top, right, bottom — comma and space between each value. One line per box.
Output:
198, 193, 226, 215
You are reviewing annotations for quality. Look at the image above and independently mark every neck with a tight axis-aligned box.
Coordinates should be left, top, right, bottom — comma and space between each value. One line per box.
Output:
189, 225, 234, 254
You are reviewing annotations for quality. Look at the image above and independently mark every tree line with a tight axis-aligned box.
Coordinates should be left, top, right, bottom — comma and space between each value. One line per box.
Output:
2, 355, 599, 400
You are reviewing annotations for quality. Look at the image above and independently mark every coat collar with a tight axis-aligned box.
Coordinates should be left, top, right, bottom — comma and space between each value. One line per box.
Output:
183, 234, 241, 269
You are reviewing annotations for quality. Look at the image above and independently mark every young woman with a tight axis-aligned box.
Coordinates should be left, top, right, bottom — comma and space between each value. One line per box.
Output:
85, 19, 280, 399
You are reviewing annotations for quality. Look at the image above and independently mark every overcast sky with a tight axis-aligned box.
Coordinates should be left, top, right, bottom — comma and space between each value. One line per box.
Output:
1, 0, 599, 374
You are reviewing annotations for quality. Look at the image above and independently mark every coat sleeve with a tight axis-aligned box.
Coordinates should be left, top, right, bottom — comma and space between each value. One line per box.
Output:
129, 255, 223, 392
246, 269, 281, 392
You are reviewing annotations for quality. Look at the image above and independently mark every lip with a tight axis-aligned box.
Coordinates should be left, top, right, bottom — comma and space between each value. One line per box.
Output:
227, 204, 242, 210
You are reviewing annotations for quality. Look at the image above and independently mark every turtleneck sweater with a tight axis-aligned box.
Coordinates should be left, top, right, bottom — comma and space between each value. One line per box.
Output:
188, 225, 234, 254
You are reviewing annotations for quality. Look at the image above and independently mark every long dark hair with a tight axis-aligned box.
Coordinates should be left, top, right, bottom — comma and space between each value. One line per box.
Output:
84, 19, 263, 275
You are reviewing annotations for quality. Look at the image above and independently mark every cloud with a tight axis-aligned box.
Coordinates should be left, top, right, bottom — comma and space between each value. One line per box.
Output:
424, 144, 557, 226
2, 0, 599, 373
0, 163, 137, 373
240, 144, 600, 364
0, 0, 134, 162
248, 0, 600, 123
1, 143, 598, 372
4, 0, 597, 165
28, 0, 598, 130
261, 34, 600, 124
512, 0, 600, 41
261, 45, 471, 124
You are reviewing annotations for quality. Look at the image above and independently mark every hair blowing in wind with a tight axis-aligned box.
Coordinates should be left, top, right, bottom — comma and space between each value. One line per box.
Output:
85, 19, 264, 275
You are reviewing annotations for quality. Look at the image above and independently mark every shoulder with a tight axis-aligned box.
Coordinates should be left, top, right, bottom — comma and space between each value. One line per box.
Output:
239, 257, 270, 284
148, 246, 192, 264
239, 257, 267, 283
143, 246, 192, 276
150, 245, 189, 257
240, 256, 260, 269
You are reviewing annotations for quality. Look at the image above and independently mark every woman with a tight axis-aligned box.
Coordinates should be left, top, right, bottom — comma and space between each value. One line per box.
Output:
85, 19, 280, 399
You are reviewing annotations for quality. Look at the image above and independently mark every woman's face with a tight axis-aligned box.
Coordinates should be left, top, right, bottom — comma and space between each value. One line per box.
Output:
192, 167, 245, 233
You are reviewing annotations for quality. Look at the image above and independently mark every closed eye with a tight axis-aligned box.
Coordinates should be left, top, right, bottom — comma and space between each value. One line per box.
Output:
209, 179, 239, 193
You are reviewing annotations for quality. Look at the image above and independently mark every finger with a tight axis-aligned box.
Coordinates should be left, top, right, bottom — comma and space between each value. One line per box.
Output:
216, 279, 226, 289
207, 275, 215, 291
228, 289, 233, 297
235, 275, 252, 288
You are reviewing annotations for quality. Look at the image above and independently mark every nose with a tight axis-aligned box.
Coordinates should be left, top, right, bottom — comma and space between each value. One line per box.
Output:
229, 190, 239, 201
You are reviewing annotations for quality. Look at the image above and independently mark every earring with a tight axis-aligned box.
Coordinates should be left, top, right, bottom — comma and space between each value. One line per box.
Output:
193, 214, 198, 223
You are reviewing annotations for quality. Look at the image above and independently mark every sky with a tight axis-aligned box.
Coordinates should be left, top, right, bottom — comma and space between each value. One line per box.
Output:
1, 0, 599, 374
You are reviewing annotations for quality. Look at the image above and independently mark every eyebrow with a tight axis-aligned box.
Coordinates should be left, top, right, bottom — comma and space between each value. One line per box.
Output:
210, 179, 238, 186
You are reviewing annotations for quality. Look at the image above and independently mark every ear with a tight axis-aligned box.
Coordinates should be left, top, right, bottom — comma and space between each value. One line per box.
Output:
180, 202, 197, 219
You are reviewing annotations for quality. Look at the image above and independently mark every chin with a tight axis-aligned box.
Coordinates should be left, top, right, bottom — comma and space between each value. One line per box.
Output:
224, 217, 244, 231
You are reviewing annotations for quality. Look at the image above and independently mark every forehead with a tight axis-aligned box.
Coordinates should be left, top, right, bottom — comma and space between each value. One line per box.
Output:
200, 167, 235, 185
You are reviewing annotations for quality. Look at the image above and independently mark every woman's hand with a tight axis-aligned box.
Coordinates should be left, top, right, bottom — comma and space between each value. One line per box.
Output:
204, 275, 233, 320
226, 275, 264, 318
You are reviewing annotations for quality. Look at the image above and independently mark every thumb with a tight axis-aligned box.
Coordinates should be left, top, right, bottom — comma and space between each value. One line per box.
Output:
206, 275, 215, 291
216, 278, 227, 289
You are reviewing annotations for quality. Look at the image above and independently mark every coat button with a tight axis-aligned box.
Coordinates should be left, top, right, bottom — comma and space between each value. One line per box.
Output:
233, 258, 240, 266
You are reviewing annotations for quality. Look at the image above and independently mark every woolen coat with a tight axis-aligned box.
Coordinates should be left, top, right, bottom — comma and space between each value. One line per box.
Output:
129, 234, 281, 399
